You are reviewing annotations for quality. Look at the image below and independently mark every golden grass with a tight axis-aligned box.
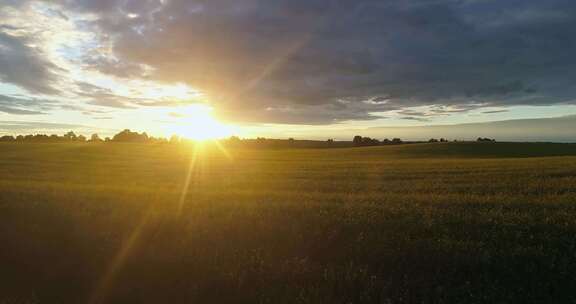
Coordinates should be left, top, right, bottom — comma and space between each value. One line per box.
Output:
1, 142, 576, 303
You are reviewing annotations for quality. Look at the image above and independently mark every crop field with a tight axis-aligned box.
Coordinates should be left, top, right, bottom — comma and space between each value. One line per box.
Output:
1, 142, 576, 303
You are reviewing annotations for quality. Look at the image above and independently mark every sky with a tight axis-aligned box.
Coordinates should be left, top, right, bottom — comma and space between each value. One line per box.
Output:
1, 0, 576, 141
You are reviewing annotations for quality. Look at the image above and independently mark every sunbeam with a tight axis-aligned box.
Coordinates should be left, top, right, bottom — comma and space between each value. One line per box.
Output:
88, 207, 153, 304
176, 143, 203, 216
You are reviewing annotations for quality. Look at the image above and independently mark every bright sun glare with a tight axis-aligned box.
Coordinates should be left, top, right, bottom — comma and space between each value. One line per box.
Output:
168, 105, 236, 141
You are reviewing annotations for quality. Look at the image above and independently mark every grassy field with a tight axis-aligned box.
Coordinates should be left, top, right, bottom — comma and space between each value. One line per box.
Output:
1, 142, 576, 303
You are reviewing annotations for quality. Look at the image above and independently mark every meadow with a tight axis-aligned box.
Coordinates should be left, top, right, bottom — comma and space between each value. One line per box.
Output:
1, 142, 576, 303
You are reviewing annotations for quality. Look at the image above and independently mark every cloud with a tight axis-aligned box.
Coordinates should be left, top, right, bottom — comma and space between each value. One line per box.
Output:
0, 106, 44, 115
52, 0, 576, 124
0, 120, 93, 135
81, 56, 149, 79
482, 109, 509, 114
3, 0, 576, 124
0, 32, 61, 95
400, 116, 430, 122
216, 104, 385, 125
73, 81, 203, 109
0, 94, 64, 115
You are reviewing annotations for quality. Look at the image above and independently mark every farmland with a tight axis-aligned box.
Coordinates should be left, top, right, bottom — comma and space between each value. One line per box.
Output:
1, 142, 576, 303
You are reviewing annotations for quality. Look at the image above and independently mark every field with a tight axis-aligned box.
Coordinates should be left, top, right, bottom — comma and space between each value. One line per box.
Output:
2, 142, 576, 303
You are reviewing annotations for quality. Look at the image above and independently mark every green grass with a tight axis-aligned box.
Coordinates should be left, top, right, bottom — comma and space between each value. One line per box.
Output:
1, 142, 576, 303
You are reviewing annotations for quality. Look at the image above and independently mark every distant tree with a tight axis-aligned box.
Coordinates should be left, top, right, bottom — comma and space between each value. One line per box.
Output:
90, 134, 102, 142
392, 138, 403, 144
169, 134, 180, 144
112, 129, 150, 142
0, 135, 15, 142
33, 134, 49, 142
477, 137, 496, 142
353, 136, 380, 146
381, 138, 391, 144
362, 137, 379, 146
440, 138, 448, 142
77, 135, 87, 142
63, 131, 77, 141
327, 138, 334, 143
428, 138, 439, 143
353, 135, 363, 146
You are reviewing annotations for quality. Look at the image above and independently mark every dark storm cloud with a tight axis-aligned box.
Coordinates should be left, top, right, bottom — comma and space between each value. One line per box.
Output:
0, 32, 61, 95
7, 0, 576, 124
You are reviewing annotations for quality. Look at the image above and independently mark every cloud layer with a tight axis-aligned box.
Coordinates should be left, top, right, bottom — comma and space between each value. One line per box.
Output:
2, 0, 576, 124
0, 32, 61, 95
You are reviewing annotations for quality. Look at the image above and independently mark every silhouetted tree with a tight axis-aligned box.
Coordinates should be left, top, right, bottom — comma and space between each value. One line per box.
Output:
353, 136, 380, 146
112, 129, 150, 142
0, 135, 15, 142
90, 134, 102, 142
63, 131, 77, 141
392, 138, 403, 144
362, 137, 380, 146
353, 135, 363, 146
429, 138, 439, 143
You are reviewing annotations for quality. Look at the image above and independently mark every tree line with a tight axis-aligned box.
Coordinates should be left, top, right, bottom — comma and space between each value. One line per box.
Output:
0, 129, 496, 146
0, 129, 171, 143
352, 136, 404, 146
351, 135, 495, 147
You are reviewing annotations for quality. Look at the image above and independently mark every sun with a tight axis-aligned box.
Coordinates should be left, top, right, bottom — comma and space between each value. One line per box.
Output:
167, 105, 236, 141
